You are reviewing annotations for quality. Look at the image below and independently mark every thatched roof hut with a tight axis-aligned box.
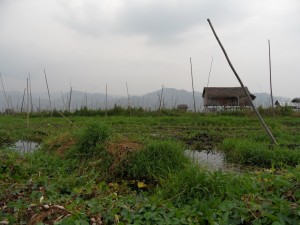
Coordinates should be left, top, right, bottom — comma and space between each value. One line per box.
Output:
177, 104, 188, 112
202, 87, 256, 108
291, 98, 300, 103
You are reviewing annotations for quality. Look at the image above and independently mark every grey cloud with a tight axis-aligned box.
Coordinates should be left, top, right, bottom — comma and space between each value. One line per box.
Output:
117, 0, 248, 38
56, 0, 250, 43
55, 0, 117, 37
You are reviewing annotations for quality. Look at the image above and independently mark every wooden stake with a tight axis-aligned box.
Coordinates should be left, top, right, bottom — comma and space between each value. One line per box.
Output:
190, 57, 197, 112
207, 19, 277, 145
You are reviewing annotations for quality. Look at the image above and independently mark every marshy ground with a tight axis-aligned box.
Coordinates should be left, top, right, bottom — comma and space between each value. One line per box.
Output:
1, 110, 300, 224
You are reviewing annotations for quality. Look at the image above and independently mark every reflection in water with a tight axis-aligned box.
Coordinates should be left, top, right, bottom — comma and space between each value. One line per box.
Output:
185, 150, 225, 170
13, 140, 39, 153
185, 150, 260, 172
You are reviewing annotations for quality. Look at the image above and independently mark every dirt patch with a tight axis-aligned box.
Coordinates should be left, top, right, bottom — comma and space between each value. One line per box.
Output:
185, 132, 222, 150
46, 133, 76, 157
107, 138, 143, 173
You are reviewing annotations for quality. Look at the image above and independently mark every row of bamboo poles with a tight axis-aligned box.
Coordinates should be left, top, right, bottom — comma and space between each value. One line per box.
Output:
1, 19, 277, 143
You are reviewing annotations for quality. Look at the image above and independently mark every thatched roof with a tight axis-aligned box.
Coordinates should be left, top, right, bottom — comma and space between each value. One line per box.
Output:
202, 87, 256, 99
202, 87, 256, 107
177, 104, 188, 111
292, 98, 300, 103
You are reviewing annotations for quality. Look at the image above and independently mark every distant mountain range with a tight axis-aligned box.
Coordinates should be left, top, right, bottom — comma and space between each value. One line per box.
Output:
0, 88, 292, 112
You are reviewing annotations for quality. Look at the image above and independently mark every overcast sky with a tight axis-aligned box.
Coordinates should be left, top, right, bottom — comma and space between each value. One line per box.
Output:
0, 0, 299, 98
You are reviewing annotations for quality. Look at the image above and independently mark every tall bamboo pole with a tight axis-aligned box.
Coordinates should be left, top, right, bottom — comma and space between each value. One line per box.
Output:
8, 96, 13, 111
105, 84, 108, 110
0, 73, 9, 109
158, 85, 164, 111
61, 92, 66, 111
207, 19, 277, 145
38, 96, 41, 112
43, 69, 52, 111
268, 39, 274, 117
190, 57, 197, 112
21, 88, 26, 113
68, 86, 72, 112
29, 72, 33, 112
126, 82, 131, 116
84, 92, 88, 109
26, 78, 29, 128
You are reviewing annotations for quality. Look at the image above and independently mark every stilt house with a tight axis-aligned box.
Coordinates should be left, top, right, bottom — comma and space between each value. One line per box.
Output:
202, 87, 256, 110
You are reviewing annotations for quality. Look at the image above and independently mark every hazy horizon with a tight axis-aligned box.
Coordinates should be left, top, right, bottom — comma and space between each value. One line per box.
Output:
1, 0, 299, 98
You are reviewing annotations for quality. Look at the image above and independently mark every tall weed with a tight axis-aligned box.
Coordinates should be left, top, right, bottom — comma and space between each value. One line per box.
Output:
119, 141, 189, 181
222, 138, 300, 167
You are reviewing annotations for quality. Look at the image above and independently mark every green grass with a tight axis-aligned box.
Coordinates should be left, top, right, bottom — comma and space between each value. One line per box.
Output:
221, 138, 300, 167
118, 140, 189, 182
1, 112, 300, 224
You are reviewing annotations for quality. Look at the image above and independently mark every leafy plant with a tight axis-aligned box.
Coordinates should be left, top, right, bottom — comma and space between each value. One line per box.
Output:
77, 123, 110, 152
119, 141, 189, 181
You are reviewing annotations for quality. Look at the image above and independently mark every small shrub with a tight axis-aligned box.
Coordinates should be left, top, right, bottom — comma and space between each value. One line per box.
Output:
0, 130, 13, 145
77, 123, 110, 154
66, 123, 112, 169
120, 141, 189, 181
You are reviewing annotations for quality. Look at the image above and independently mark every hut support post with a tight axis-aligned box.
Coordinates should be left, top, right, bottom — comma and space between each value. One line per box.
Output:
207, 19, 277, 145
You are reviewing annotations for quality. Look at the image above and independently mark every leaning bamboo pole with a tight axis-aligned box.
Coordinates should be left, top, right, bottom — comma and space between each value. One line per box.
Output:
190, 57, 197, 112
207, 57, 214, 87
207, 19, 277, 145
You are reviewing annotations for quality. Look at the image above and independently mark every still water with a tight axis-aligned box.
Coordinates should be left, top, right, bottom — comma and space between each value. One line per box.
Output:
12, 140, 39, 153
185, 150, 225, 170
